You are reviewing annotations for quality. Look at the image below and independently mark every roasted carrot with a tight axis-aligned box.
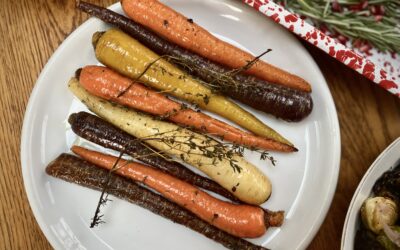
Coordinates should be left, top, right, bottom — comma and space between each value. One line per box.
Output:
72, 146, 283, 238
121, 0, 311, 92
92, 29, 292, 146
69, 78, 272, 205
46, 154, 268, 250
78, 2, 313, 121
78, 65, 296, 152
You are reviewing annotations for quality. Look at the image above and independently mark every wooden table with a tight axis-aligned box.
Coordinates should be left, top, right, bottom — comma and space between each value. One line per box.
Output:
1, 0, 399, 249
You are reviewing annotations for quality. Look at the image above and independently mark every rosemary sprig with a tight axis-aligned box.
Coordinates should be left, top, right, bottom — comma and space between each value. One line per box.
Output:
278, 0, 400, 53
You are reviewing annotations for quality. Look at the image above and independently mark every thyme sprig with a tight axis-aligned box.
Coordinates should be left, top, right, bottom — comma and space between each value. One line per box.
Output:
90, 150, 125, 228
117, 55, 171, 97
134, 128, 276, 170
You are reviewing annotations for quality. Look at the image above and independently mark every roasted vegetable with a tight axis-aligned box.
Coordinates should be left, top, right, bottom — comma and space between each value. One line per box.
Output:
46, 153, 268, 250
120, 0, 311, 92
355, 226, 400, 250
355, 227, 385, 250
373, 163, 400, 204
77, 2, 313, 121
72, 146, 284, 238
69, 78, 272, 205
361, 197, 398, 234
68, 111, 239, 202
381, 225, 400, 249
356, 162, 400, 250
77, 65, 296, 151
92, 28, 292, 146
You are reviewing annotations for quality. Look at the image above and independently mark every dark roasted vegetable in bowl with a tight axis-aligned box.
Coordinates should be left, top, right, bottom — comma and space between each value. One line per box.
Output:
354, 162, 400, 250
342, 139, 400, 250
374, 165, 400, 205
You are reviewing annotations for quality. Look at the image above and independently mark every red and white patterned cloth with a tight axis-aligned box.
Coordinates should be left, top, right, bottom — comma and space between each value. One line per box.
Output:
243, 0, 400, 97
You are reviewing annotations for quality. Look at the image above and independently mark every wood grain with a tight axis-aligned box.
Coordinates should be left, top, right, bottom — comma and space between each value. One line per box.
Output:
0, 0, 399, 249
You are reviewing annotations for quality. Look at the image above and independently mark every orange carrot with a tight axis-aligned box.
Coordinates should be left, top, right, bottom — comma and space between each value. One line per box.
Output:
79, 65, 296, 152
72, 146, 277, 238
121, 0, 311, 92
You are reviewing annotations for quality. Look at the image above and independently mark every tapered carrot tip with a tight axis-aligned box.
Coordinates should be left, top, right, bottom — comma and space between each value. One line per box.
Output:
68, 113, 78, 126
75, 68, 82, 79
92, 31, 104, 48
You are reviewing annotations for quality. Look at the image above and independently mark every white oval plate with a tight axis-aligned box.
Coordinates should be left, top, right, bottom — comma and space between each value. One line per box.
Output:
341, 137, 400, 250
21, 1, 340, 249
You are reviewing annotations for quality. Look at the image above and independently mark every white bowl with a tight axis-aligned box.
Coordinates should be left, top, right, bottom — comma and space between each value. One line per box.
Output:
341, 137, 400, 249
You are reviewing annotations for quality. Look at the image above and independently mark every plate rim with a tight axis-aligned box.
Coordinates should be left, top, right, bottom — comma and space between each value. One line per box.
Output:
20, 2, 341, 249
20, 13, 102, 250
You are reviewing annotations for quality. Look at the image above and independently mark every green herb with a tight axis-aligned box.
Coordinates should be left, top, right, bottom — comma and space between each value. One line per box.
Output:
278, 0, 400, 53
